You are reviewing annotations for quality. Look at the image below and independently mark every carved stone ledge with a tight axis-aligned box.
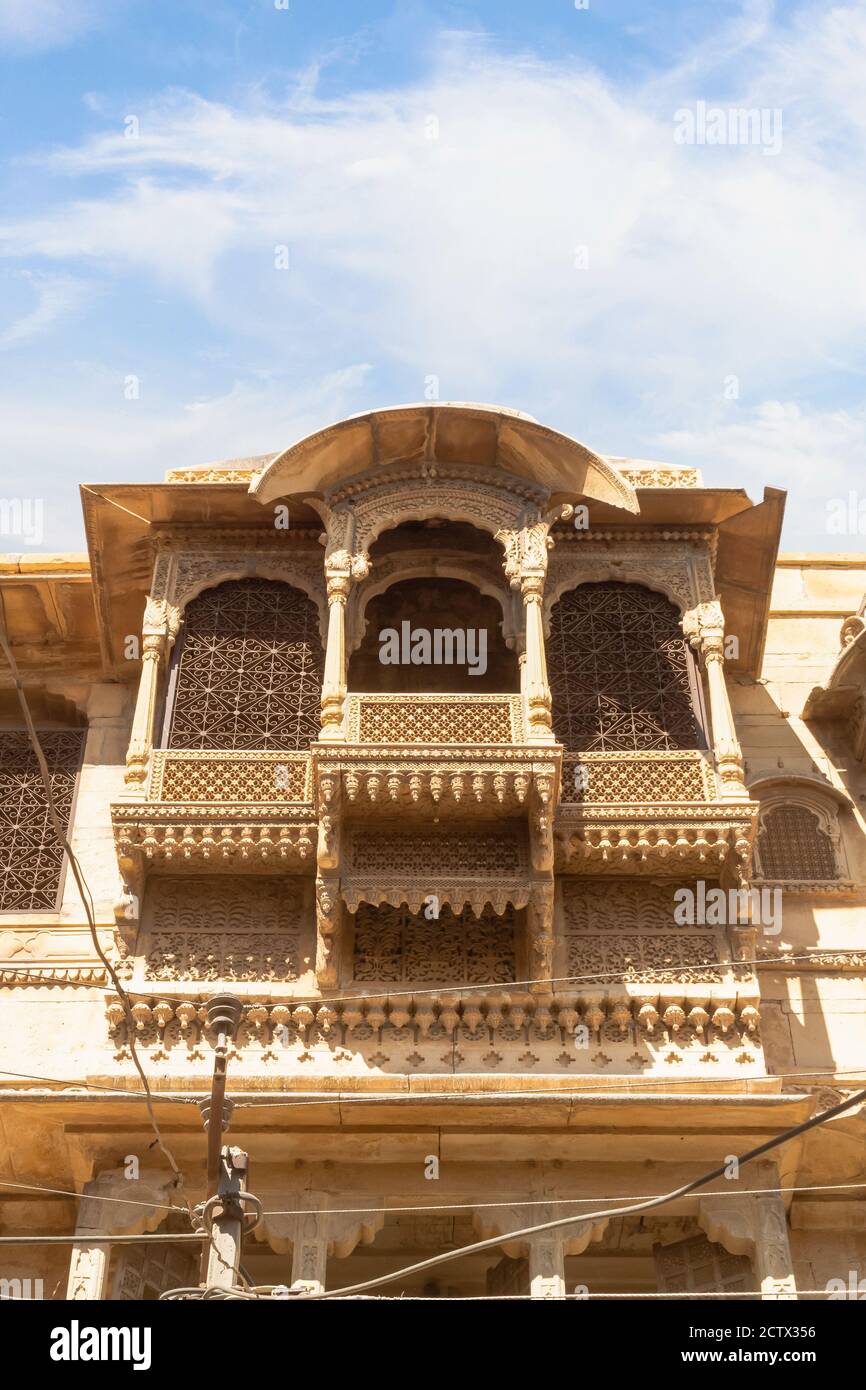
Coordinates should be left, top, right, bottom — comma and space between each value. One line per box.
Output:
111, 804, 316, 898
313, 746, 560, 822
105, 990, 762, 1051
751, 877, 857, 897
555, 804, 758, 880
756, 946, 866, 971
341, 878, 532, 916
0, 965, 107, 986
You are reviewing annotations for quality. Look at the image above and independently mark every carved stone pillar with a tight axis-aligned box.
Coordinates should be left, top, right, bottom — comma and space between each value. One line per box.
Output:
256, 1193, 384, 1294
683, 599, 748, 799
319, 516, 369, 742
315, 874, 341, 989
291, 1198, 329, 1294
496, 521, 555, 745
528, 1233, 566, 1299
526, 881, 555, 986
320, 567, 351, 742
522, 574, 554, 743
699, 1161, 797, 1300
473, 1202, 608, 1299
751, 1162, 797, 1299
66, 1168, 179, 1300
124, 597, 181, 786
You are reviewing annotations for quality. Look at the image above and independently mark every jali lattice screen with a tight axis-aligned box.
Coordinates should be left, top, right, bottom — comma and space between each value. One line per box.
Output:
547, 581, 706, 752
0, 730, 84, 911
166, 578, 323, 750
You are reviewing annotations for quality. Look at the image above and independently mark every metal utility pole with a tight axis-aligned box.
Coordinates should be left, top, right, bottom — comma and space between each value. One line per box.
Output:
204, 1146, 251, 1290
198, 993, 250, 1290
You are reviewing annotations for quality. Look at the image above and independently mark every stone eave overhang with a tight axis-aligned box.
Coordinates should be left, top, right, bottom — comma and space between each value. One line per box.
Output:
79, 481, 324, 678
803, 625, 866, 721
0, 1078, 814, 1138
0, 552, 103, 686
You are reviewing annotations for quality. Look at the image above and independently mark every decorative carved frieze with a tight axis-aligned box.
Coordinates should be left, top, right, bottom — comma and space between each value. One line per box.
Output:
545, 541, 714, 627
105, 990, 762, 1050
327, 464, 545, 555
615, 466, 703, 488
561, 881, 750, 987
352, 902, 517, 984
111, 802, 316, 906
138, 876, 304, 984
556, 803, 758, 880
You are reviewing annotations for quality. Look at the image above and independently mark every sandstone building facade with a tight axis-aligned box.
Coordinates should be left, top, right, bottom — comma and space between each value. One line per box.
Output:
1, 402, 864, 1299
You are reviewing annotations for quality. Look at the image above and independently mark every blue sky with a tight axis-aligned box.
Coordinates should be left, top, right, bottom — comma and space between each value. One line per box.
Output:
1, 0, 865, 551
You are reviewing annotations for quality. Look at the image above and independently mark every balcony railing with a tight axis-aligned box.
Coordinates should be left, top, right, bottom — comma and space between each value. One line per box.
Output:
148, 749, 313, 803
560, 750, 717, 805
345, 693, 524, 745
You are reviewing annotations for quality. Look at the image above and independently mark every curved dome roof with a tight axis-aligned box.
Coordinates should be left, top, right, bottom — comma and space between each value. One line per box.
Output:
251, 402, 639, 513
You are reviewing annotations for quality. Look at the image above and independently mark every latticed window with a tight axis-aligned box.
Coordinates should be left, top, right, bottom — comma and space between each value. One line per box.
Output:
757, 804, 837, 880
0, 731, 84, 911
548, 582, 706, 752
165, 579, 323, 750
353, 902, 517, 983
654, 1234, 753, 1297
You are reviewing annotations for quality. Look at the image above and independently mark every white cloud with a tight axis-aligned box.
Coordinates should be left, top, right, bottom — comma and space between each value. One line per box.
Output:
0, 272, 88, 349
0, 363, 374, 540
2, 9, 863, 405
0, 0, 100, 49
656, 400, 866, 546
1, 4, 866, 549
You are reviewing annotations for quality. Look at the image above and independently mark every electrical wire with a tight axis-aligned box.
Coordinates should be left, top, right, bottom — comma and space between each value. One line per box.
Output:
3, 1064, 866, 1109
5, 1171, 866, 1223
0, 600, 243, 1277
224, 1071, 866, 1109
0, 1067, 200, 1100
104, 947, 866, 1009
162, 1286, 842, 1301
0, 1178, 191, 1214
289, 1081, 866, 1300
0, 595, 189, 1201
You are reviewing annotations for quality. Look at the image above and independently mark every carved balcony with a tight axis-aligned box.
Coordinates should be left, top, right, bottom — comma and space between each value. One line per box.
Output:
556, 750, 758, 883
313, 693, 561, 823
111, 749, 317, 903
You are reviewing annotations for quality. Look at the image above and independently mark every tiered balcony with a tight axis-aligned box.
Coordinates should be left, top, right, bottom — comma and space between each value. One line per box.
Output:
313, 693, 560, 820
557, 749, 758, 881
111, 748, 318, 907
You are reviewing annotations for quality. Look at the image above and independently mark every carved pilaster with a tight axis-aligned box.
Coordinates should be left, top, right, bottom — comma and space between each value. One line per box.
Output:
315, 873, 342, 989
257, 1193, 384, 1294
496, 520, 555, 745
320, 509, 370, 743
683, 598, 748, 799
699, 1161, 796, 1300
124, 597, 182, 787
66, 1169, 180, 1300
473, 1202, 608, 1298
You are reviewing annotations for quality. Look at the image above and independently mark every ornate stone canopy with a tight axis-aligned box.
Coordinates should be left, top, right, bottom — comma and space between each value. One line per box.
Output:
250, 402, 641, 514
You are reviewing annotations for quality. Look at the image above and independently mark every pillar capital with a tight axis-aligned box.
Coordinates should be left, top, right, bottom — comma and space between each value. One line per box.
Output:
683, 598, 725, 655
699, 1162, 797, 1299
496, 519, 553, 589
